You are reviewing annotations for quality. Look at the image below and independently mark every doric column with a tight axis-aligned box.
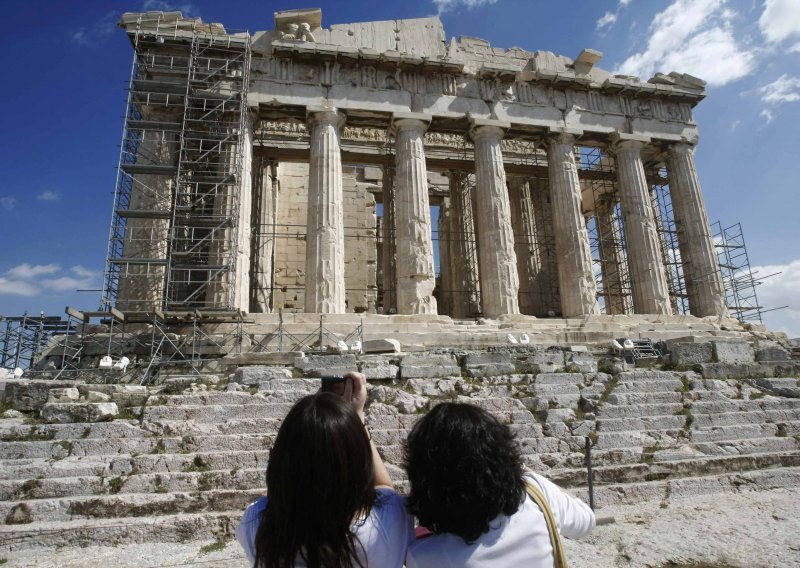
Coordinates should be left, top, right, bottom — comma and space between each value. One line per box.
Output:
392, 113, 437, 314
251, 159, 279, 313
232, 112, 255, 312
545, 131, 600, 317
438, 198, 453, 316
612, 137, 671, 315
666, 143, 727, 317
470, 120, 520, 317
447, 170, 482, 318
508, 177, 543, 316
529, 177, 561, 316
594, 196, 628, 315
304, 108, 346, 314
380, 165, 397, 314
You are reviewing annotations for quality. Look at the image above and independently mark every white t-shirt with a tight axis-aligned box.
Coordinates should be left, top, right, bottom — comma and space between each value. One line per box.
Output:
236, 487, 414, 567
406, 473, 595, 568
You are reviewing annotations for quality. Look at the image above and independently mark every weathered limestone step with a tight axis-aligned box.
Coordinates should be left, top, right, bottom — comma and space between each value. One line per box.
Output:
604, 392, 683, 405
596, 415, 687, 433
597, 402, 684, 419
142, 402, 296, 422
534, 373, 587, 386
156, 391, 306, 406
575, 465, 800, 507
141, 417, 284, 437
0, 488, 262, 524
548, 451, 800, 488
690, 410, 772, 428
695, 437, 800, 456
689, 423, 780, 442
369, 422, 543, 446
0, 421, 151, 442
0, 467, 267, 501
0, 432, 275, 461
612, 378, 684, 393
0, 510, 240, 550
593, 429, 685, 450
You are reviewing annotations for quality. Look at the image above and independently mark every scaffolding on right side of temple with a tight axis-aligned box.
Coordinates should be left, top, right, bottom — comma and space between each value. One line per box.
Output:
712, 221, 766, 325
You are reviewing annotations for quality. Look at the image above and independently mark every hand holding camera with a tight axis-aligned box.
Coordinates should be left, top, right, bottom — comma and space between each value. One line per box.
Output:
321, 371, 368, 421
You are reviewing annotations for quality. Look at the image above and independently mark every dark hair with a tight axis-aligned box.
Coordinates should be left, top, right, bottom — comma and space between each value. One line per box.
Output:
404, 402, 525, 543
255, 392, 376, 568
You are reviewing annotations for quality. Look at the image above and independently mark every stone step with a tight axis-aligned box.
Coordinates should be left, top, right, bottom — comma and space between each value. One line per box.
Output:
549, 450, 800, 488
596, 402, 684, 419
0, 488, 262, 524
0, 510, 240, 550
612, 379, 683, 393
0, 432, 276, 461
142, 403, 296, 422
593, 429, 685, 450
689, 423, 780, 442
695, 436, 800, 457
575, 464, 800, 508
0, 466, 267, 501
0, 421, 152, 443
690, 410, 771, 428
533, 373, 586, 386
604, 392, 683, 405
596, 415, 687, 433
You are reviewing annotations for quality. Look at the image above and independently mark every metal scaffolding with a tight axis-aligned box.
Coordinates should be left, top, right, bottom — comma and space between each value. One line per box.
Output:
0, 313, 76, 371
712, 221, 766, 324
102, 13, 251, 315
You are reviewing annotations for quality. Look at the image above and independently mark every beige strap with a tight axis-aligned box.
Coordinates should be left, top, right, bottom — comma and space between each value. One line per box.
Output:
524, 479, 568, 568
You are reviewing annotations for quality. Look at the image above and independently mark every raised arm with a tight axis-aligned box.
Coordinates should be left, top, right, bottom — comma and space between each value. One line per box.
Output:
345, 371, 394, 490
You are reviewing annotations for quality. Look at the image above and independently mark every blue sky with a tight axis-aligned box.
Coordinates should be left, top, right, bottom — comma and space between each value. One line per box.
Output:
0, 0, 798, 336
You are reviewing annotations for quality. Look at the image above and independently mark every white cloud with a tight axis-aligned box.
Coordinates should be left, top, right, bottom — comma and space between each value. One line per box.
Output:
141, 0, 196, 14
751, 259, 800, 339
614, 0, 755, 86
41, 277, 90, 292
596, 12, 617, 30
432, 0, 498, 16
760, 74, 800, 104
758, 0, 800, 45
70, 10, 120, 46
760, 108, 775, 122
0, 197, 16, 211
730, 119, 741, 131
0, 278, 39, 297
7, 264, 60, 279
71, 265, 100, 279
37, 190, 61, 202
619, 0, 633, 6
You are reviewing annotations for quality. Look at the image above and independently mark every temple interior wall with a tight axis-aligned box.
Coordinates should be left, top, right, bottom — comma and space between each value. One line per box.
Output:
269, 162, 378, 313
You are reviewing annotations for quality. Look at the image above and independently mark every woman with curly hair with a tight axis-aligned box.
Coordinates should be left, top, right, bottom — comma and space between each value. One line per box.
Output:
236, 372, 413, 567
404, 402, 594, 567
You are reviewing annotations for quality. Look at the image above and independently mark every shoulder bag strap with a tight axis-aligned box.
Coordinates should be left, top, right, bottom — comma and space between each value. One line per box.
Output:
524, 479, 569, 568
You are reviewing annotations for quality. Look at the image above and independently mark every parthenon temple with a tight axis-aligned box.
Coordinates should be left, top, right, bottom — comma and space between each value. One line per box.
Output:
106, 8, 729, 323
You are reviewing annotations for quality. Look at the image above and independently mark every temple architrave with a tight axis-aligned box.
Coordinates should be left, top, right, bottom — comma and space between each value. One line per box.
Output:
106, 8, 728, 324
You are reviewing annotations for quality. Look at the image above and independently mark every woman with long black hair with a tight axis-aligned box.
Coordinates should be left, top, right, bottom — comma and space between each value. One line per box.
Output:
236, 372, 413, 567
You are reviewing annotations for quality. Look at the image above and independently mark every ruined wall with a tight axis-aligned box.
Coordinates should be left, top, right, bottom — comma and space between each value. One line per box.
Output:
271, 163, 377, 313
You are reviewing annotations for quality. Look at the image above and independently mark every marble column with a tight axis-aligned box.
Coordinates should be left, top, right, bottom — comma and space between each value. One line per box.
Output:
381, 165, 397, 314
232, 112, 255, 312
447, 170, 482, 318
666, 143, 728, 317
594, 196, 628, 315
508, 177, 543, 316
471, 121, 520, 317
613, 138, 672, 315
438, 198, 453, 316
117, 108, 176, 311
304, 108, 346, 314
529, 177, 561, 316
252, 159, 279, 313
545, 132, 600, 317
392, 113, 437, 314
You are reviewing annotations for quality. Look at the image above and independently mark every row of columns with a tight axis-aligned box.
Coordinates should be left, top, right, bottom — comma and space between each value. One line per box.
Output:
295, 106, 727, 319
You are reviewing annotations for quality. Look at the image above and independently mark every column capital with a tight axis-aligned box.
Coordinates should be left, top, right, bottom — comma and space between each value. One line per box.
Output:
391, 112, 431, 134
668, 141, 697, 156
544, 128, 583, 147
306, 106, 346, 128
609, 133, 650, 154
468, 117, 510, 142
